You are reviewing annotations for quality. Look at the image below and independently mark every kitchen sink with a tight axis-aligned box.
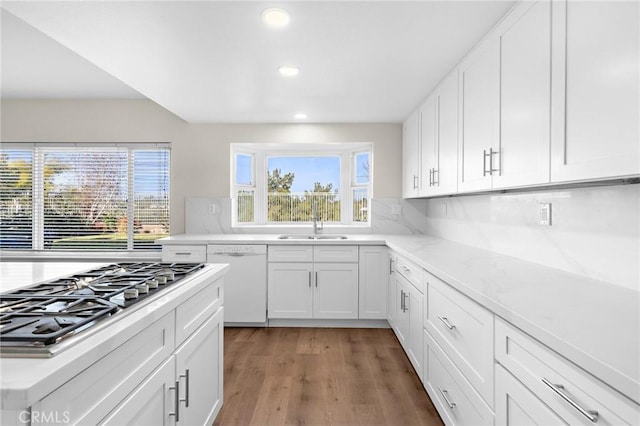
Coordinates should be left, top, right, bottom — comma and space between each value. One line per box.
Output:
277, 234, 348, 240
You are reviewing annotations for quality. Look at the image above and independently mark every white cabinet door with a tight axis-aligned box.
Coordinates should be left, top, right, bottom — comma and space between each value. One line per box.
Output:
174, 308, 224, 426
395, 275, 411, 348
314, 263, 359, 319
403, 109, 421, 198
433, 69, 459, 195
407, 283, 424, 379
358, 246, 388, 319
100, 358, 176, 426
420, 94, 438, 197
494, 0, 551, 189
458, 37, 501, 192
268, 263, 313, 319
551, 0, 640, 182
495, 364, 566, 425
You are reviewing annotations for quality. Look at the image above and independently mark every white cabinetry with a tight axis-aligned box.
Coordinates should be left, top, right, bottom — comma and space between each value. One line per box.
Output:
495, 318, 640, 425
267, 246, 359, 320
162, 245, 206, 263
391, 253, 424, 378
420, 69, 458, 196
358, 246, 388, 319
550, 0, 640, 182
403, 110, 421, 198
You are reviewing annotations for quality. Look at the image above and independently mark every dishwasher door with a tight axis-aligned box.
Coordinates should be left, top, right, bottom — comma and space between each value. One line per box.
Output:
207, 245, 267, 325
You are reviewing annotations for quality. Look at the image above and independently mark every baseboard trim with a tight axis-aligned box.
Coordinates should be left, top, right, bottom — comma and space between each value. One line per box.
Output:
267, 318, 390, 328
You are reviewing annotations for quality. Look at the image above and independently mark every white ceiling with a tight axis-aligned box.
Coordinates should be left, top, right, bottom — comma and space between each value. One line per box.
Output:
1, 1, 515, 123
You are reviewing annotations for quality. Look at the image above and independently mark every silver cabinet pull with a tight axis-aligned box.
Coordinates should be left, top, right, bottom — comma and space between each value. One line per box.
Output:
175, 252, 192, 256
315, 271, 318, 288
179, 369, 190, 408
542, 378, 598, 423
483, 148, 500, 176
489, 148, 500, 175
308, 271, 311, 287
413, 174, 419, 190
389, 258, 394, 274
403, 292, 409, 312
169, 380, 180, 422
483, 149, 489, 176
438, 387, 456, 409
428, 168, 433, 187
437, 316, 456, 330
400, 290, 405, 311
432, 168, 439, 186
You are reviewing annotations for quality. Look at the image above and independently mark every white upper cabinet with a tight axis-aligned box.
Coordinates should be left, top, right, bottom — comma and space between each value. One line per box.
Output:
403, 109, 421, 198
458, 36, 501, 192
494, 0, 551, 189
550, 0, 640, 182
420, 69, 459, 196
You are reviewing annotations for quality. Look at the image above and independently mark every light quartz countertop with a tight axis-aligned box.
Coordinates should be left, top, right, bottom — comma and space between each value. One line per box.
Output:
0, 262, 229, 410
158, 233, 640, 403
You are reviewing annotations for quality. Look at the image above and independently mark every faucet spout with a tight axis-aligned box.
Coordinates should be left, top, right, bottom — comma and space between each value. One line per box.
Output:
311, 199, 323, 236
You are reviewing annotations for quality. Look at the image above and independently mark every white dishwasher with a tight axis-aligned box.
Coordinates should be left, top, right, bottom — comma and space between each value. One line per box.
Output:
207, 244, 267, 325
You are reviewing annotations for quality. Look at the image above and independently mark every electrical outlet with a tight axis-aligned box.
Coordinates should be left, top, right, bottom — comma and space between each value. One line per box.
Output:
208, 204, 218, 215
539, 203, 551, 226
391, 204, 401, 215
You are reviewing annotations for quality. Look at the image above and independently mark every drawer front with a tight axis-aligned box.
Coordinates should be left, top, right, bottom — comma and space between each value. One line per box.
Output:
175, 276, 223, 345
313, 245, 358, 262
35, 313, 175, 426
395, 254, 424, 292
162, 244, 206, 262
424, 329, 494, 426
268, 245, 313, 262
495, 318, 640, 425
425, 271, 494, 407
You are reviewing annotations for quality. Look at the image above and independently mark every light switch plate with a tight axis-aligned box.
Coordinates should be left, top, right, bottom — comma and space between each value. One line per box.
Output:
208, 204, 218, 215
539, 203, 551, 225
391, 204, 402, 215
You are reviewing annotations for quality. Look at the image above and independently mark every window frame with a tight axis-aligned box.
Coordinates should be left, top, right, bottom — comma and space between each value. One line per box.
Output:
231, 142, 373, 227
0, 142, 170, 253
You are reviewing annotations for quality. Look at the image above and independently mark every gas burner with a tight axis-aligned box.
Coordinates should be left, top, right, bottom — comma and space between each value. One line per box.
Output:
0, 262, 205, 353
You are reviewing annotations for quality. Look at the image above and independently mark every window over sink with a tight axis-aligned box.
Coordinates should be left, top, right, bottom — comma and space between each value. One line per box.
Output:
0, 143, 170, 252
231, 143, 372, 227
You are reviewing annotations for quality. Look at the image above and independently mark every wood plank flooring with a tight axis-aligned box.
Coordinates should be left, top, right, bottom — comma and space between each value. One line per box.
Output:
213, 327, 444, 426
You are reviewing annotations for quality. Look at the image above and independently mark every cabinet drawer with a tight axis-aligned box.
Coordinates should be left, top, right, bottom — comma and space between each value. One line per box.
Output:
268, 245, 313, 262
313, 245, 358, 262
162, 245, 206, 262
175, 276, 223, 346
424, 329, 494, 426
395, 254, 424, 292
34, 313, 175, 426
495, 318, 640, 425
424, 271, 494, 406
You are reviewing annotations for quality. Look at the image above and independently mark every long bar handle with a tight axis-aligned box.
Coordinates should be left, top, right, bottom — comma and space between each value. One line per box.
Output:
175, 252, 192, 256
403, 292, 409, 312
389, 258, 394, 274
489, 148, 500, 175
542, 378, 598, 423
308, 271, 312, 287
179, 369, 190, 408
413, 174, 419, 190
315, 271, 318, 287
483, 149, 489, 176
432, 168, 439, 186
437, 387, 456, 409
169, 380, 180, 422
437, 316, 456, 330
400, 290, 405, 311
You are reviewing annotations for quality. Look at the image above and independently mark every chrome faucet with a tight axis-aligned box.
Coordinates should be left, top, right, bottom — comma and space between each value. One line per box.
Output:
311, 200, 323, 236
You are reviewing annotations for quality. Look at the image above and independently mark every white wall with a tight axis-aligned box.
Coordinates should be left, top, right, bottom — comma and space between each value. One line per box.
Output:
1, 99, 403, 234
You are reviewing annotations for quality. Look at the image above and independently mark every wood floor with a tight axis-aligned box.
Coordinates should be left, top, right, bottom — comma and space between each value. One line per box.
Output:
213, 327, 444, 426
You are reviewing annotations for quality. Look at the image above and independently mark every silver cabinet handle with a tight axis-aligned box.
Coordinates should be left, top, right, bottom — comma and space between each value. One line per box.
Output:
483, 149, 489, 176
413, 174, 419, 190
428, 168, 433, 187
438, 387, 456, 409
175, 252, 192, 256
169, 380, 180, 422
432, 168, 439, 186
489, 148, 500, 175
179, 369, 190, 408
308, 271, 312, 287
389, 258, 394, 274
542, 378, 598, 423
404, 292, 409, 312
400, 290, 405, 311
437, 316, 456, 330
315, 271, 318, 288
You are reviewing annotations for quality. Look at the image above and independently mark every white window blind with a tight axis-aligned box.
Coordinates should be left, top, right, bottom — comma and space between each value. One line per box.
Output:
0, 150, 33, 249
0, 144, 170, 251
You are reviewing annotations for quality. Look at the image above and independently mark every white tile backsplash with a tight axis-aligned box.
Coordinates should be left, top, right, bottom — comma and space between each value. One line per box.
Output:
412, 183, 640, 290
185, 183, 639, 290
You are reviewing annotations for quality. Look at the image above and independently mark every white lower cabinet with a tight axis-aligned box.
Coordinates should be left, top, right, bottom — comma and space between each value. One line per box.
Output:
424, 330, 494, 426
267, 246, 359, 320
495, 318, 640, 425
358, 246, 388, 319
495, 363, 565, 425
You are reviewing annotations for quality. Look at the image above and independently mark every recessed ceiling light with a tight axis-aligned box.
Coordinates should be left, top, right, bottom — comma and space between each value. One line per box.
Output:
261, 8, 290, 28
294, 113, 308, 120
278, 66, 299, 77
